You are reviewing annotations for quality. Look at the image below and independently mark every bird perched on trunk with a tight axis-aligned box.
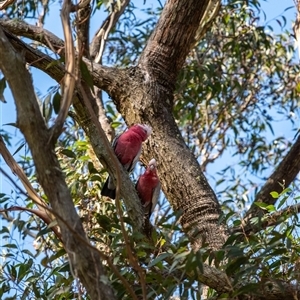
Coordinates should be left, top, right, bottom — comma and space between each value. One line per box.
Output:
136, 158, 161, 218
101, 124, 152, 199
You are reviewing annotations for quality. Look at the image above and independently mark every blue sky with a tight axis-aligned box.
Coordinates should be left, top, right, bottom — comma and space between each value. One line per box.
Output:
0, 0, 298, 284
0, 0, 298, 223
0, 1, 297, 206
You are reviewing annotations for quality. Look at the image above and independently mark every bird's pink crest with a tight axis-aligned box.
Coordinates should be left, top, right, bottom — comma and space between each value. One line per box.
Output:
148, 158, 157, 169
136, 124, 152, 137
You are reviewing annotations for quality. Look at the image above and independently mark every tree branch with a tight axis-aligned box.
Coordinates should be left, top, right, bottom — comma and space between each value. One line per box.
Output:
232, 202, 300, 237
0, 136, 62, 239
72, 92, 145, 230
194, 0, 221, 42
76, 0, 91, 57
0, 211, 36, 239
0, 0, 16, 10
90, 0, 130, 61
78, 81, 148, 299
0, 19, 65, 54
93, 87, 115, 142
0, 25, 116, 300
139, 0, 219, 90
0, 205, 61, 237
0, 136, 55, 217
244, 134, 300, 222
1, 28, 145, 231
50, 0, 76, 142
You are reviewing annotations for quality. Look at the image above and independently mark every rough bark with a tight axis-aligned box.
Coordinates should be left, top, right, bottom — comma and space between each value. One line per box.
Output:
1, 0, 228, 252
110, 67, 228, 251
0, 26, 116, 300
126, 0, 228, 250
76, 2, 91, 57
0, 19, 65, 53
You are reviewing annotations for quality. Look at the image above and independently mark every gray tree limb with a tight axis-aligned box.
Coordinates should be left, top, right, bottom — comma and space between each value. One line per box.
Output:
244, 134, 300, 222
0, 25, 116, 300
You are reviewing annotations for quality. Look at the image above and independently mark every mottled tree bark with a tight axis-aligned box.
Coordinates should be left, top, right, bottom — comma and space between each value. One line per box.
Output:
115, 0, 228, 250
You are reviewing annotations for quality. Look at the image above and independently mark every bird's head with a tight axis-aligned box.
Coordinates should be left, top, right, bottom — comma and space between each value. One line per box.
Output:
147, 158, 158, 173
137, 124, 152, 137
131, 124, 152, 141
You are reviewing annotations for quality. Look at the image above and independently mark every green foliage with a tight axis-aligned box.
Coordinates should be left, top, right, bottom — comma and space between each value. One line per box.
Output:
175, 2, 297, 184
0, 0, 299, 299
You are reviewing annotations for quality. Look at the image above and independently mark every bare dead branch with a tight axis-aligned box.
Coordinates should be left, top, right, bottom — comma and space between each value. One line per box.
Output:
194, 0, 221, 42
93, 87, 115, 142
37, 0, 50, 27
94, 9, 116, 63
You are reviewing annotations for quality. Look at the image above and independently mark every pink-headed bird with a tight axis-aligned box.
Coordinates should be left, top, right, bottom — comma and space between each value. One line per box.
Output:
101, 124, 152, 199
136, 158, 160, 218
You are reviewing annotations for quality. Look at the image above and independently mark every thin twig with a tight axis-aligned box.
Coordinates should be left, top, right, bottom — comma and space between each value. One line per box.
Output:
50, 0, 76, 143
0, 136, 56, 221
94, 9, 116, 63
0, 211, 36, 239
90, 0, 130, 61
